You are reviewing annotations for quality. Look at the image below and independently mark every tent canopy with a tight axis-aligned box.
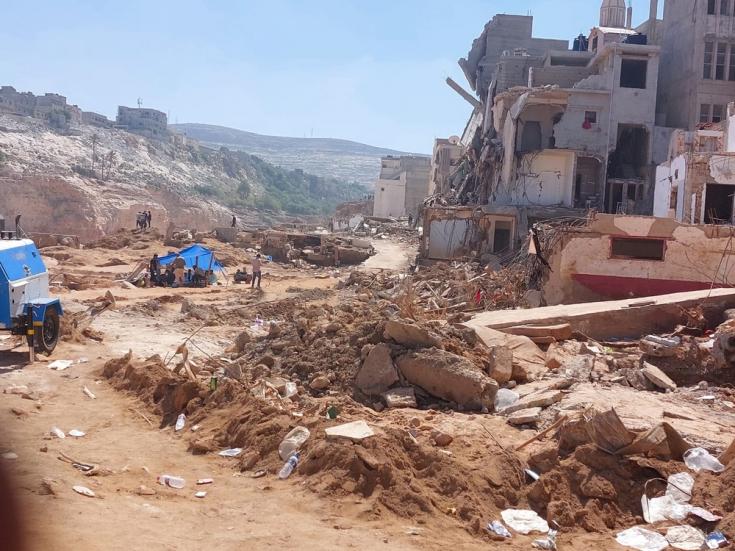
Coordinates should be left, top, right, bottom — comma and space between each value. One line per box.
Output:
158, 244, 224, 272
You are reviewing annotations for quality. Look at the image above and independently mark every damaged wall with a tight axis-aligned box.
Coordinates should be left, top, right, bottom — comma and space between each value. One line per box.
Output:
542, 214, 735, 304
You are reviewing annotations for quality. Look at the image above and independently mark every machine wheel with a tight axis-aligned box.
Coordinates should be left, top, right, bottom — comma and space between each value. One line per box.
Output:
29, 308, 60, 355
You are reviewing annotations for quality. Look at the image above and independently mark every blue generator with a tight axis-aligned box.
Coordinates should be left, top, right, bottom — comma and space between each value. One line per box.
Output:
0, 220, 63, 355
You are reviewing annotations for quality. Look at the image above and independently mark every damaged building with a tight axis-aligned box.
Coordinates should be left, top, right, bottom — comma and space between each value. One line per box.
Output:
372, 155, 431, 220
423, 0, 677, 262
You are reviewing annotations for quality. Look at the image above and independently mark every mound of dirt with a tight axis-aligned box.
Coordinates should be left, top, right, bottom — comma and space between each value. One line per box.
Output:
86, 228, 162, 250
691, 462, 735, 535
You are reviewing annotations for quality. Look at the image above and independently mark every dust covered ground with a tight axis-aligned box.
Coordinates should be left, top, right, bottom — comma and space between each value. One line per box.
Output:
1, 228, 734, 550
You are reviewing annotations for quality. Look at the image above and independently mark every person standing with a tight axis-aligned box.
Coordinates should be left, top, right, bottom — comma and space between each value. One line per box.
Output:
149, 253, 160, 285
147, 211, 153, 229
172, 254, 186, 287
231, 215, 237, 228
251, 253, 262, 289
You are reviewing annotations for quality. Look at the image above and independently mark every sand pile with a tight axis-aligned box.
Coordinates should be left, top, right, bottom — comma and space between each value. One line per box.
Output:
86, 228, 162, 250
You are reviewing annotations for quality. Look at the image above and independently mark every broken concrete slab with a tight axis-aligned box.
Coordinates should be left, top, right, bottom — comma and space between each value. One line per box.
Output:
641, 363, 677, 392
584, 408, 635, 453
503, 390, 563, 414
502, 323, 573, 341
382, 387, 417, 408
487, 346, 513, 385
383, 320, 442, 349
396, 349, 498, 411
355, 343, 398, 395
466, 288, 735, 341
507, 407, 542, 426
325, 420, 375, 442
469, 326, 547, 383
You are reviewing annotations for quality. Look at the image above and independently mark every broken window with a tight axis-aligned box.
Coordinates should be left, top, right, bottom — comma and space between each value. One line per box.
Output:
584, 111, 598, 125
620, 59, 647, 89
610, 238, 665, 261
713, 104, 725, 122
709, 0, 717, 14
704, 183, 735, 223
717, 43, 727, 79
670, 187, 679, 210
704, 42, 714, 79
519, 121, 542, 152
701, 103, 712, 123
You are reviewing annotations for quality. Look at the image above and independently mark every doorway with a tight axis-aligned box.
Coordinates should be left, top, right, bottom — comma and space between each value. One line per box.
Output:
704, 183, 735, 224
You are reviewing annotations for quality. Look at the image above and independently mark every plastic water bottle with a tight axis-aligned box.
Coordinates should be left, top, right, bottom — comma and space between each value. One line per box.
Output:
278, 452, 300, 479
157, 474, 185, 489
683, 448, 725, 473
175, 413, 186, 432
278, 427, 310, 461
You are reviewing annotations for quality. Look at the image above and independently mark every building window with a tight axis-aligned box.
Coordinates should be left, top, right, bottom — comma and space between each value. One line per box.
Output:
584, 111, 598, 124
723, 0, 732, 14
620, 59, 648, 89
713, 104, 725, 122
705, 41, 714, 79
717, 43, 728, 79
709, 0, 717, 14
610, 237, 666, 261
592, 36, 599, 52
701, 103, 712, 123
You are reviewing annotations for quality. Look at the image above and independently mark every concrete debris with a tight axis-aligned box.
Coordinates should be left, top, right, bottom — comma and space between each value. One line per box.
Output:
470, 326, 547, 382
382, 387, 417, 409
641, 363, 678, 392
507, 407, 542, 426
383, 320, 443, 349
355, 343, 399, 396
325, 420, 375, 442
503, 390, 563, 415
396, 349, 498, 411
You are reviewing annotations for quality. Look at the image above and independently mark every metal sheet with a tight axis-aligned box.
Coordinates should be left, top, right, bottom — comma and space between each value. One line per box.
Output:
427, 219, 472, 260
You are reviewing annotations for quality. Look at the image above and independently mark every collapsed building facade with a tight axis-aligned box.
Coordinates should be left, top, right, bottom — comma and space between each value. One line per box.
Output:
372, 155, 430, 220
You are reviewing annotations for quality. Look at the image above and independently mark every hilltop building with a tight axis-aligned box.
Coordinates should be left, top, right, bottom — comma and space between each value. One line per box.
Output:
116, 106, 169, 139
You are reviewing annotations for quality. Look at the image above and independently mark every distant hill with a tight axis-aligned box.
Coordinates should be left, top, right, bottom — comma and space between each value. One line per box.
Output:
171, 123, 423, 187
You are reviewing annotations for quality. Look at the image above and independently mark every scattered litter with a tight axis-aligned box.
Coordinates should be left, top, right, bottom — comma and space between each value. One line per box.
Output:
48, 360, 74, 371
683, 447, 725, 473
251, 470, 267, 479
218, 448, 243, 457
68, 429, 86, 438
1, 452, 18, 460
666, 472, 694, 503
194, 491, 207, 499
157, 475, 185, 489
325, 420, 375, 442
278, 426, 310, 461
50, 427, 66, 439
532, 529, 558, 550
525, 469, 541, 481
175, 413, 186, 432
278, 452, 300, 479
191, 424, 200, 432
688, 506, 722, 522
487, 520, 512, 538
325, 405, 339, 420
73, 485, 96, 498
500, 509, 549, 535
196, 478, 213, 485
665, 526, 706, 550
706, 531, 728, 549
82, 386, 96, 399
615, 527, 669, 551
642, 494, 689, 523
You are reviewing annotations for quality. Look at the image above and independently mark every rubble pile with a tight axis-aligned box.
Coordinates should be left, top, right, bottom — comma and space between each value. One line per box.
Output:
354, 218, 417, 243
342, 262, 526, 318
85, 228, 163, 250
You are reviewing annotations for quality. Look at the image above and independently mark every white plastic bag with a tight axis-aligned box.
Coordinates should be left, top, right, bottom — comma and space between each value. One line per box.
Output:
616, 527, 669, 551
500, 509, 549, 535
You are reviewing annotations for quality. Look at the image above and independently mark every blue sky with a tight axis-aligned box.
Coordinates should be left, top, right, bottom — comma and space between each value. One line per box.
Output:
1, 0, 660, 153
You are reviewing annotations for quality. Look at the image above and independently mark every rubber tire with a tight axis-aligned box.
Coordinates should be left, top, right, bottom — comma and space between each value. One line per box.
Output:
35, 307, 60, 355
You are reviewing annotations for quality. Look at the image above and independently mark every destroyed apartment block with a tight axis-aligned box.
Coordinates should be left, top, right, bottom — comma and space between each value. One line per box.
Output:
655, 105, 735, 225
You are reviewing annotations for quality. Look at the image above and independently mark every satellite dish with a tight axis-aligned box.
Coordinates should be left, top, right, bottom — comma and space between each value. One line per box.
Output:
448, 135, 460, 145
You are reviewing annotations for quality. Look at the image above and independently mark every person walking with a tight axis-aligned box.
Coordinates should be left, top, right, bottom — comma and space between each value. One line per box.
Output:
251, 253, 262, 289
149, 253, 160, 285
147, 211, 152, 229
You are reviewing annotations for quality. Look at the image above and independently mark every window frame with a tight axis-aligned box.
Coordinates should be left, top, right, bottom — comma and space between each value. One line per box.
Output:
717, 42, 728, 79
705, 41, 715, 79
609, 236, 667, 262
619, 58, 648, 89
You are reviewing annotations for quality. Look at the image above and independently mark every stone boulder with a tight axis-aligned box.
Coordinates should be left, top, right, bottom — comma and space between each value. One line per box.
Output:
355, 343, 399, 395
383, 320, 443, 349
396, 349, 498, 411
468, 325, 547, 382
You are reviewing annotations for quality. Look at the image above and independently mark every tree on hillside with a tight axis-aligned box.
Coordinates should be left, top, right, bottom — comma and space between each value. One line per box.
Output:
100, 150, 118, 180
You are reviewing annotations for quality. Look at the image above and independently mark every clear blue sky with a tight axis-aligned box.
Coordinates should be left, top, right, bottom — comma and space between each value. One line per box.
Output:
1, 0, 660, 153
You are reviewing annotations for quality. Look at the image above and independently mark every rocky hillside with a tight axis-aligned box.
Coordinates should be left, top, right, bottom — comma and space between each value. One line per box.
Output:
171, 123, 419, 187
0, 115, 365, 241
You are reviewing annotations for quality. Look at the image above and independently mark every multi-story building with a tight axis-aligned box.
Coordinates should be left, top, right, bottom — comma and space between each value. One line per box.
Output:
429, 137, 464, 196
372, 156, 431, 219
116, 106, 168, 139
81, 111, 113, 128
657, 0, 735, 129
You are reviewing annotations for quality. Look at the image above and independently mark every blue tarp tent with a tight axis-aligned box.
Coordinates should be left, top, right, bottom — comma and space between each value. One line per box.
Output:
158, 245, 225, 273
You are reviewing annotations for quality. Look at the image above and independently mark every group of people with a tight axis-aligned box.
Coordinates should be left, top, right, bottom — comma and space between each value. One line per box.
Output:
148, 253, 216, 288
136, 211, 153, 231
233, 253, 262, 289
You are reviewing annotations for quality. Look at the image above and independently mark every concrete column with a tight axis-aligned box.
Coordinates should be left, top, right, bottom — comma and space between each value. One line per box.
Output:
648, 0, 658, 42
627, 6, 633, 29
